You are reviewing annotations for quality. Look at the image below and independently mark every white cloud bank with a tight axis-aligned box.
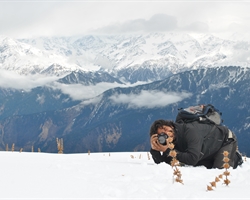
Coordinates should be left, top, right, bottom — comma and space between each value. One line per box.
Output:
52, 82, 122, 101
0, 70, 59, 91
0, 69, 191, 108
109, 90, 192, 109
51, 81, 151, 102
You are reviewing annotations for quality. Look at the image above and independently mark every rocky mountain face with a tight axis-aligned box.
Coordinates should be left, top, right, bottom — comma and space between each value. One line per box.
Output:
57, 71, 123, 85
0, 66, 249, 156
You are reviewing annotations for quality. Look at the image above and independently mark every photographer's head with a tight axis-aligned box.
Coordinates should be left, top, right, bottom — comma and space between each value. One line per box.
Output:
150, 120, 176, 152
149, 119, 175, 137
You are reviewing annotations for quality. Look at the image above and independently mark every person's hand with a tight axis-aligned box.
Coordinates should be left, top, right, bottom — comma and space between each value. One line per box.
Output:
150, 134, 169, 152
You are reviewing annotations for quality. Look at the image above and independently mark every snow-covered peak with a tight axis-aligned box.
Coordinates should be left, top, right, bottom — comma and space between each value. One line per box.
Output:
0, 36, 86, 76
1, 32, 250, 78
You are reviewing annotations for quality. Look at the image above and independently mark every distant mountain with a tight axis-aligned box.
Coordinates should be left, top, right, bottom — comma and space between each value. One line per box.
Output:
57, 70, 123, 85
0, 36, 80, 76
0, 87, 80, 120
0, 66, 249, 156
1, 33, 250, 84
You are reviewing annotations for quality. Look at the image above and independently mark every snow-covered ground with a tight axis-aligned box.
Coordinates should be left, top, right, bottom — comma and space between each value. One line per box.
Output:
0, 151, 249, 199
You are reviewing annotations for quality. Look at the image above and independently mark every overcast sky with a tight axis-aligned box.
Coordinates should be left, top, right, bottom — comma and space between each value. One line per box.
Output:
1, 0, 249, 108
1, 0, 250, 39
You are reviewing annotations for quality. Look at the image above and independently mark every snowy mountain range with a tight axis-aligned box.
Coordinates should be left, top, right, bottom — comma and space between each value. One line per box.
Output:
1, 33, 250, 83
0, 33, 250, 156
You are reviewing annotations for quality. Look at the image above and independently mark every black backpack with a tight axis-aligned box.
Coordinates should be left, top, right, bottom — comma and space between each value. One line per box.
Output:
175, 104, 223, 125
175, 104, 244, 168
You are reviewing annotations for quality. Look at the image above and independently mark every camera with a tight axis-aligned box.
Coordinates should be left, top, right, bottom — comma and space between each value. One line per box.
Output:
157, 132, 168, 145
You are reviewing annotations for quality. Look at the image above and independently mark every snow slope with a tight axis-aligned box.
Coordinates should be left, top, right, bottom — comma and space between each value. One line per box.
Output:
1, 151, 248, 199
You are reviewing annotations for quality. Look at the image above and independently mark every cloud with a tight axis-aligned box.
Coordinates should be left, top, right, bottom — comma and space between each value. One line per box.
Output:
146, 14, 178, 32
51, 80, 153, 101
0, 2, 59, 37
36, 94, 46, 105
0, 69, 152, 102
80, 96, 103, 107
94, 14, 178, 34
94, 55, 115, 69
0, 69, 191, 108
1, 1, 250, 38
109, 90, 192, 109
182, 21, 209, 33
0, 70, 58, 91
52, 82, 124, 101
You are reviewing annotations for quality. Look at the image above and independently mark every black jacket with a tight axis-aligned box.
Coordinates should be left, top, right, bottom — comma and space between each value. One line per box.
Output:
150, 121, 229, 167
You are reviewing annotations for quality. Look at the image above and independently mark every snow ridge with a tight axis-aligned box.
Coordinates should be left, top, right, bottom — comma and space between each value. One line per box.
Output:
1, 32, 250, 79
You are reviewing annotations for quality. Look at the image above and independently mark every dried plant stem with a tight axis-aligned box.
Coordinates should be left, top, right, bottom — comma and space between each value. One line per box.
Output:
206, 150, 231, 191
222, 151, 231, 186
12, 143, 15, 152
167, 137, 183, 185
56, 138, 63, 154
147, 152, 151, 160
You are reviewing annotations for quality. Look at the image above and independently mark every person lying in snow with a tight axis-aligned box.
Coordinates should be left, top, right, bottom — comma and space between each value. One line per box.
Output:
149, 119, 243, 169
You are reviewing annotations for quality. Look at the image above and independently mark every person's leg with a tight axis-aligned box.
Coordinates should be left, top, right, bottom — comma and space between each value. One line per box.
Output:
213, 140, 237, 169
234, 149, 244, 169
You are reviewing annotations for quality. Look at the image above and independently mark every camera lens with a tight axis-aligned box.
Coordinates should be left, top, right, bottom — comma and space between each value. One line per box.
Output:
158, 132, 168, 145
